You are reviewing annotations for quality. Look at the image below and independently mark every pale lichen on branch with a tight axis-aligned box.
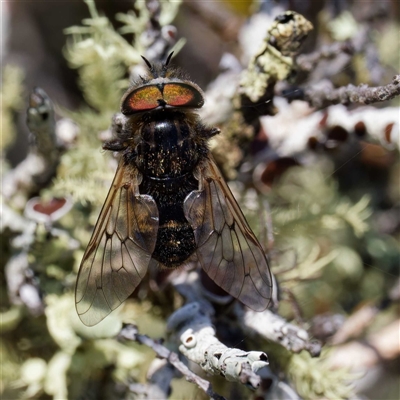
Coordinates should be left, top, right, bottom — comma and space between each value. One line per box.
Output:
119, 324, 227, 400
302, 74, 400, 109
2, 1, 399, 399
167, 302, 268, 390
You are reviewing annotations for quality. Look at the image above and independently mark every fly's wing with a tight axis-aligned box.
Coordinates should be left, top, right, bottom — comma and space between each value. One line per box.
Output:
184, 156, 272, 311
75, 160, 159, 326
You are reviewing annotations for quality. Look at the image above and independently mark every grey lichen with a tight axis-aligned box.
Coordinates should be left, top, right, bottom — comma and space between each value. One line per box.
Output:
239, 11, 313, 103
1, 2, 399, 400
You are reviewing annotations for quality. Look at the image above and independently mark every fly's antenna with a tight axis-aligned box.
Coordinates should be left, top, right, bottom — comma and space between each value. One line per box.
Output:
165, 51, 174, 67
141, 55, 153, 71
141, 52, 173, 78
161, 51, 174, 76
142, 55, 159, 78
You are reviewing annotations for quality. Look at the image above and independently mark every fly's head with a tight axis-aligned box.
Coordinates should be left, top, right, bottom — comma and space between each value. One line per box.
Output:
121, 53, 205, 116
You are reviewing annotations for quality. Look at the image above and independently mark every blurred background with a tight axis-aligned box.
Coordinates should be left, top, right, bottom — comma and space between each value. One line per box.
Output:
1, 1, 399, 399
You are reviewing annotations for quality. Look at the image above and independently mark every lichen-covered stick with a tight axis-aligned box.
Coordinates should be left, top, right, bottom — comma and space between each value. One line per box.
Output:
3, 88, 60, 205
234, 305, 321, 357
167, 302, 269, 390
119, 324, 226, 400
302, 74, 400, 109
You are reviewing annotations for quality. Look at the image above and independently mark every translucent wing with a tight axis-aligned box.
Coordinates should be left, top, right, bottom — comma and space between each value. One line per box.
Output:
184, 156, 272, 311
75, 160, 159, 326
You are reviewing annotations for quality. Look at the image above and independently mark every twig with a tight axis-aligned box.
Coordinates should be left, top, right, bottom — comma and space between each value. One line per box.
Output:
330, 304, 379, 346
280, 287, 304, 324
2, 88, 60, 207
140, 0, 178, 62
295, 27, 383, 84
167, 303, 268, 390
129, 358, 176, 399
296, 41, 356, 72
329, 280, 400, 347
119, 324, 226, 400
171, 268, 320, 359
235, 305, 321, 357
170, 271, 271, 389
302, 75, 400, 109
295, 27, 369, 75
258, 97, 399, 161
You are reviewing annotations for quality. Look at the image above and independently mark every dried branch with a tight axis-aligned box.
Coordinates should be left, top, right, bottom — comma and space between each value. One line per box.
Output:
2, 88, 62, 206
235, 306, 321, 357
139, 0, 178, 62
171, 268, 319, 365
301, 74, 400, 109
257, 97, 399, 163
202, 11, 314, 178
296, 41, 357, 72
330, 278, 400, 347
169, 270, 274, 389
129, 358, 176, 399
119, 324, 226, 400
167, 303, 268, 390
295, 27, 369, 77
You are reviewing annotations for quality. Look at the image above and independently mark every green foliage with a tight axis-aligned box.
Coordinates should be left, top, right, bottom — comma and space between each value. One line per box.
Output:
263, 165, 377, 321
287, 350, 358, 400
63, 0, 141, 112
63, 0, 182, 113
1, 65, 25, 151
243, 166, 375, 398
2, 2, 398, 399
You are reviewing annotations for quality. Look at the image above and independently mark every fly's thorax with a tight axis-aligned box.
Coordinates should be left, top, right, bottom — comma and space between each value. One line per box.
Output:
134, 112, 204, 179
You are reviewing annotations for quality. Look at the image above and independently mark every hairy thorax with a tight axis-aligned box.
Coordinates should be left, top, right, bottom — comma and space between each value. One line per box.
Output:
135, 114, 200, 179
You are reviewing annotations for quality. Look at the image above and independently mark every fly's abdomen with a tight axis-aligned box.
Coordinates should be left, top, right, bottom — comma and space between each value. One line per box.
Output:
139, 173, 198, 268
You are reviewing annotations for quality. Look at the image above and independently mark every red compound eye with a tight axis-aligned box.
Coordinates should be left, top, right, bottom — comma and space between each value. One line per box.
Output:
121, 85, 162, 114
163, 83, 204, 108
